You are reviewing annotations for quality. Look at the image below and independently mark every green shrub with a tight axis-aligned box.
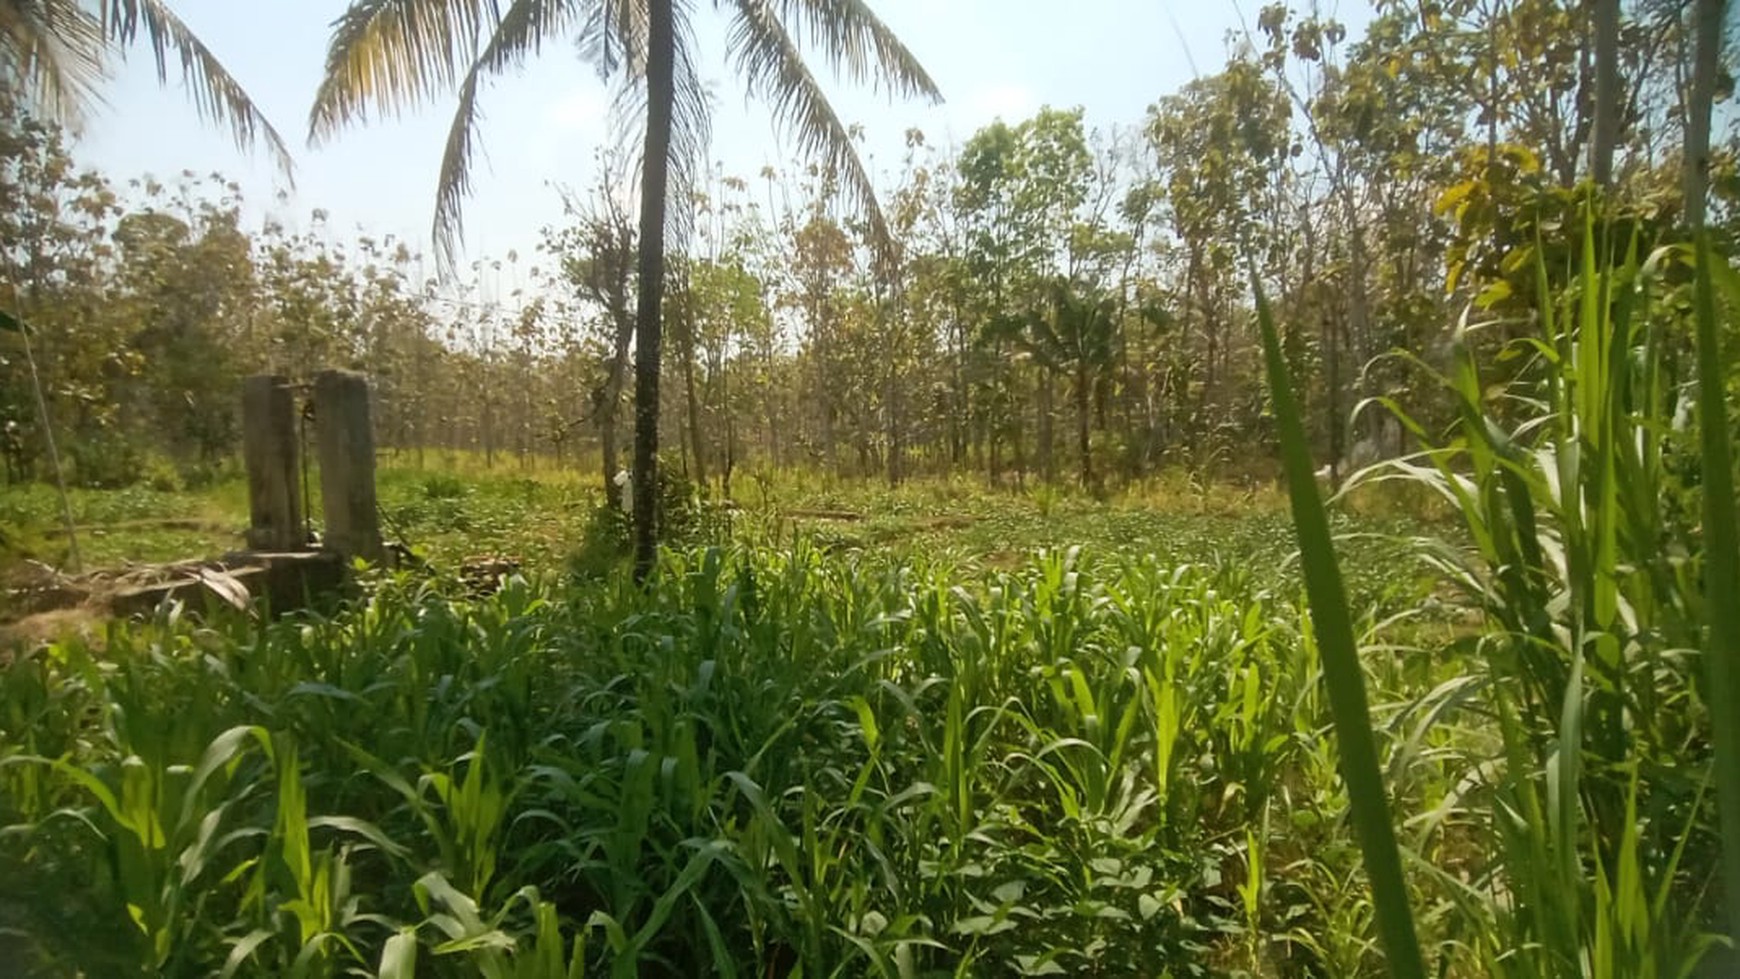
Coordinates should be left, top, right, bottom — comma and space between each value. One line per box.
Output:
567, 502, 630, 579
66, 433, 146, 489
142, 455, 182, 493
422, 472, 468, 500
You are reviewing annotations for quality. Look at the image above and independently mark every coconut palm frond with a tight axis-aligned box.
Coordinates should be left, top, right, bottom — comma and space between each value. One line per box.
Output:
666, 10, 711, 244
0, 0, 107, 125
577, 0, 644, 80
778, 0, 938, 102
430, 0, 587, 271
308, 0, 501, 144
728, 0, 891, 253
102, 0, 292, 177
610, 1, 709, 247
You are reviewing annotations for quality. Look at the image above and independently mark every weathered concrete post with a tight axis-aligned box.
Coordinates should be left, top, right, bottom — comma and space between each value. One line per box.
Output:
313, 369, 384, 563
241, 374, 304, 551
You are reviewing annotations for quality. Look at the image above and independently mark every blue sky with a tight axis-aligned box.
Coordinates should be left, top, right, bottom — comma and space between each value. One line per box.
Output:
71, 1, 1374, 275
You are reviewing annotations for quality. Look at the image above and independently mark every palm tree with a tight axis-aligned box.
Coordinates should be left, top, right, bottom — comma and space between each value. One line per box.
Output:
0, 0, 291, 168
308, 0, 940, 580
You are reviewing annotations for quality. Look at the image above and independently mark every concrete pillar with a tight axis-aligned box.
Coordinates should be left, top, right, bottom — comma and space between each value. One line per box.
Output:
241, 374, 304, 551
313, 369, 384, 562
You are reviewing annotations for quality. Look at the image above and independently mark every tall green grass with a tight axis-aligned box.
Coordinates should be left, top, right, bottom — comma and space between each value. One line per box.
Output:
2, 545, 1422, 975
1692, 227, 1740, 955
1321, 210, 1737, 973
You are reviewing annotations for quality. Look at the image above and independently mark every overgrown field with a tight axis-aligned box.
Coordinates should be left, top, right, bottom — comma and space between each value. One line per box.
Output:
2, 441, 1732, 976
2, 538, 1463, 977
0, 461, 1444, 976
1, 439, 1733, 977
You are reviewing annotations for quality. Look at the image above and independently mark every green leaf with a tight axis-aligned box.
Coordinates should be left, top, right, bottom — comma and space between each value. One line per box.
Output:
377, 928, 418, 979
1692, 229, 1740, 949
219, 928, 275, 979
1475, 279, 1513, 308
1249, 267, 1426, 979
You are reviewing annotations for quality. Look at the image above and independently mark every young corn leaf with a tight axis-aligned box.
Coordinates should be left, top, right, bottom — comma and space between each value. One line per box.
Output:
377, 928, 418, 979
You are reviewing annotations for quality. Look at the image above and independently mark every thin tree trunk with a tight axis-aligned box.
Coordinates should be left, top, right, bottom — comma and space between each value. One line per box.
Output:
885, 305, 905, 487
1684, 0, 1722, 227
632, 0, 675, 582
1038, 368, 1056, 483
764, 341, 780, 468
680, 311, 705, 489
722, 350, 735, 499
482, 396, 495, 468
951, 310, 968, 467
601, 411, 621, 506
1332, 161, 1370, 473
1076, 365, 1092, 490
818, 366, 836, 476
675, 285, 709, 486
886, 382, 904, 487
1591, 0, 1620, 187
599, 325, 631, 506
17, 320, 80, 571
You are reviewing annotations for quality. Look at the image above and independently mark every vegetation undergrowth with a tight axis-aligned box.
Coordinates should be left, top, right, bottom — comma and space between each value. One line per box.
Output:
5, 544, 1444, 977
1279, 210, 1740, 975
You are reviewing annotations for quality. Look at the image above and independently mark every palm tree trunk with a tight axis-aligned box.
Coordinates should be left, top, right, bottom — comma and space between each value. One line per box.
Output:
631, 0, 676, 582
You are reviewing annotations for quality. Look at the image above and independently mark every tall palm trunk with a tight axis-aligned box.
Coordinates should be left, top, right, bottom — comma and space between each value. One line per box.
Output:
632, 0, 675, 582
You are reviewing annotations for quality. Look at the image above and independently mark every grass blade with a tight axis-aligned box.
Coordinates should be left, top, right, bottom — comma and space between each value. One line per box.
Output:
1692, 229, 1740, 948
1249, 269, 1427, 979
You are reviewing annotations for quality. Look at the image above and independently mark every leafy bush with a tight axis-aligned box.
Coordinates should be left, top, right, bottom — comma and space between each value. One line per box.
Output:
66, 433, 147, 489
656, 454, 702, 540
421, 472, 468, 500
567, 502, 630, 579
